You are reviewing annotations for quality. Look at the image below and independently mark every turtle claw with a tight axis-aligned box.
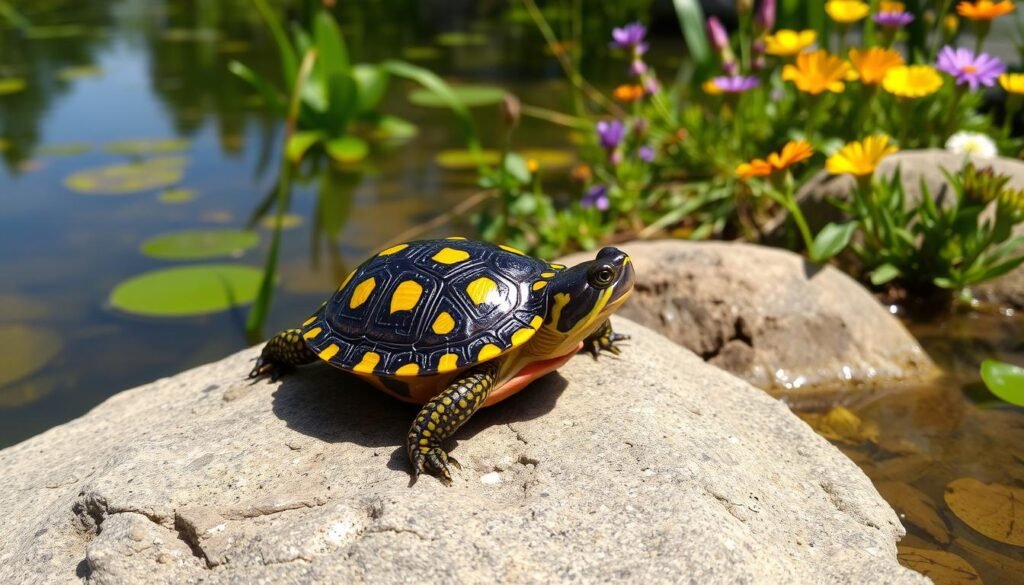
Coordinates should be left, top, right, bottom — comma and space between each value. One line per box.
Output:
411, 447, 459, 486
583, 323, 629, 360
247, 356, 290, 382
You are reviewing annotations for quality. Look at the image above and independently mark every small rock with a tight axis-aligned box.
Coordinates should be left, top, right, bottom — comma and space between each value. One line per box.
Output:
480, 472, 502, 485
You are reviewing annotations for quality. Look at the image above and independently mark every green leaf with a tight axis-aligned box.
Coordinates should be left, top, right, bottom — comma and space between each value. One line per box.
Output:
313, 10, 349, 77
324, 135, 368, 163
0, 78, 26, 95
382, 60, 481, 157
371, 115, 418, 141
870, 263, 902, 285
228, 61, 286, 113
981, 360, 1024, 406
408, 84, 506, 108
810, 222, 856, 262
252, 0, 297, 84
352, 64, 389, 113
504, 153, 531, 184
110, 265, 265, 317
671, 0, 712, 77
140, 229, 260, 261
435, 32, 487, 47
324, 72, 357, 134
287, 130, 323, 162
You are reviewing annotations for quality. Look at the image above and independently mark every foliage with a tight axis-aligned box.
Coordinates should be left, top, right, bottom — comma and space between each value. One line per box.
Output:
980, 359, 1024, 406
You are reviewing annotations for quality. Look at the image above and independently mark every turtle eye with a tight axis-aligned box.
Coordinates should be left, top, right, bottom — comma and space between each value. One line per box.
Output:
588, 265, 616, 288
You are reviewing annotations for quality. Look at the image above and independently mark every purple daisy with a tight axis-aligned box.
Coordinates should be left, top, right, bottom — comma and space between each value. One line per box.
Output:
639, 146, 656, 162
611, 22, 648, 54
873, 10, 914, 28
596, 120, 625, 150
711, 75, 760, 94
582, 184, 610, 211
936, 46, 1006, 90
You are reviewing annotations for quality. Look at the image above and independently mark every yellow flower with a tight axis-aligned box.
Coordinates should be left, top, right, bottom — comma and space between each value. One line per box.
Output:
782, 50, 852, 95
613, 84, 645, 102
702, 79, 723, 95
956, 0, 1015, 20
737, 140, 815, 180
826, 136, 899, 177
764, 29, 817, 56
736, 159, 773, 179
882, 65, 943, 98
879, 1, 905, 10
826, 0, 870, 23
1000, 73, 1024, 94
849, 48, 905, 85
526, 159, 539, 173
944, 14, 960, 34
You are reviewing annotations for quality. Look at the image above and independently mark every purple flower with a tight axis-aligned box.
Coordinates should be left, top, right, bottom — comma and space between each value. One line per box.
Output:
707, 16, 729, 52
711, 75, 759, 93
596, 120, 625, 150
611, 22, 648, 53
582, 184, 610, 210
936, 46, 1006, 90
755, 0, 776, 31
643, 76, 661, 94
873, 10, 914, 28
629, 58, 648, 77
639, 146, 655, 162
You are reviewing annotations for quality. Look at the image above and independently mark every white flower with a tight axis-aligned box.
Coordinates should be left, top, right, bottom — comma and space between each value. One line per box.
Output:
945, 131, 998, 158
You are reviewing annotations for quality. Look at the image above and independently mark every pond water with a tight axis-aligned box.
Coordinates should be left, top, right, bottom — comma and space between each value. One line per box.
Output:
1, 1, 1022, 582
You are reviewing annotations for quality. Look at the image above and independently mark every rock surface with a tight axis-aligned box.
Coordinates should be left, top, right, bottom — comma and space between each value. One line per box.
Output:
796, 149, 1024, 308
0, 319, 926, 584
559, 241, 937, 396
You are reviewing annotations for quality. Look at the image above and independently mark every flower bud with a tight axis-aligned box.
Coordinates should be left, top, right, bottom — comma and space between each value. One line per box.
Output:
501, 93, 521, 129
707, 16, 729, 52
755, 0, 776, 32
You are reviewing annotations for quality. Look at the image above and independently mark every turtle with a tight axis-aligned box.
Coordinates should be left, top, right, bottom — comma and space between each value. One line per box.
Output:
249, 238, 635, 484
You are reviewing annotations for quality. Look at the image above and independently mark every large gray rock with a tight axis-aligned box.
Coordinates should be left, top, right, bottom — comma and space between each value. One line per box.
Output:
0, 319, 926, 584
560, 241, 938, 396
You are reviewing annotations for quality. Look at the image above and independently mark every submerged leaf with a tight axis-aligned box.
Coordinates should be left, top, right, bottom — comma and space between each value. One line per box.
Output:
140, 230, 259, 261
875, 482, 950, 544
408, 84, 505, 108
37, 143, 90, 156
0, 325, 62, 387
56, 65, 103, 81
945, 478, 1024, 546
810, 406, 879, 444
65, 157, 187, 195
372, 115, 418, 141
109, 265, 264, 317
980, 360, 1024, 406
896, 547, 981, 585
259, 213, 303, 230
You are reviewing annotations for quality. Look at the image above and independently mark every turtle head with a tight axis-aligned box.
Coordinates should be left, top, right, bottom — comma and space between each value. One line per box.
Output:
532, 247, 634, 357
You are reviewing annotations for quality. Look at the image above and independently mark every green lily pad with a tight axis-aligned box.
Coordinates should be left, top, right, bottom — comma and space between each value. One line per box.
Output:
37, 143, 90, 156
981, 359, 1024, 406
402, 46, 442, 60
0, 325, 62, 387
65, 157, 187, 195
140, 229, 259, 261
408, 84, 505, 108
435, 32, 487, 47
0, 79, 26, 96
158, 188, 198, 204
518, 148, 575, 169
435, 149, 501, 170
104, 138, 191, 156
109, 264, 264, 317
57, 65, 103, 81
260, 213, 304, 230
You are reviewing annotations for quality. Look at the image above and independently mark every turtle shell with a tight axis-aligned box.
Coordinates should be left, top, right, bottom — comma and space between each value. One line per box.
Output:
301, 239, 563, 377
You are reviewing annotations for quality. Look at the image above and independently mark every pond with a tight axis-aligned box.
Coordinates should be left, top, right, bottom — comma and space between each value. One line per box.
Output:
1, 1, 1022, 583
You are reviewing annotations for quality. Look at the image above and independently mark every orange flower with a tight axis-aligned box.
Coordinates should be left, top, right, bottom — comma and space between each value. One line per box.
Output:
702, 79, 723, 95
736, 159, 773, 179
879, 1, 905, 10
737, 140, 815, 179
782, 50, 852, 94
613, 84, 645, 102
849, 47, 905, 85
956, 0, 1015, 20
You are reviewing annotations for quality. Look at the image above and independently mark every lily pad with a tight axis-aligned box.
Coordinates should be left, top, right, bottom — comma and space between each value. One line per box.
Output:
140, 229, 259, 260
875, 482, 950, 544
896, 547, 980, 585
372, 115, 419, 141
435, 32, 487, 47
0, 325, 62, 387
0, 78, 26, 96
57, 65, 103, 81
65, 157, 187, 195
109, 264, 264, 317
945, 477, 1024, 546
260, 213, 304, 230
0, 139, 8, 152
37, 143, 90, 156
402, 46, 442, 60
435, 149, 501, 170
980, 359, 1024, 406
408, 84, 505, 108
105, 138, 191, 156
518, 148, 575, 169
158, 188, 198, 204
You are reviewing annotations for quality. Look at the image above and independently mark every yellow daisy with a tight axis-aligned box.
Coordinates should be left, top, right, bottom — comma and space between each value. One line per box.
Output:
826, 0, 871, 23
826, 135, 899, 177
882, 65, 943, 98
764, 30, 817, 57
999, 73, 1024, 95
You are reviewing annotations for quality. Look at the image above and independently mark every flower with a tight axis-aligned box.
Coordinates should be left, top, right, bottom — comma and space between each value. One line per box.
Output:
782, 50, 852, 94
874, 2, 915, 28
702, 79, 723, 95
736, 140, 814, 179
611, 22, 648, 51
596, 120, 625, 150
764, 29, 816, 56
526, 158, 540, 173
629, 58, 648, 77
711, 75, 760, 93
582, 184, 610, 210
936, 46, 1006, 89
736, 159, 773, 179
849, 48, 904, 85
707, 16, 730, 52
826, 0, 870, 23
613, 84, 645, 102
639, 146, 656, 162
755, 0, 776, 31
882, 65, 943, 98
956, 0, 1015, 20
999, 73, 1024, 94
826, 135, 898, 176
946, 130, 998, 158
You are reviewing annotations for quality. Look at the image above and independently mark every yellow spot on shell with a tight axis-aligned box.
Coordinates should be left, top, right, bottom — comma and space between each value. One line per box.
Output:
390, 280, 423, 313
432, 247, 471, 264
550, 263, 565, 270
302, 327, 322, 340
499, 244, 525, 255
438, 353, 460, 372
432, 312, 455, 335
532, 281, 548, 291
378, 243, 408, 256
353, 351, 380, 373
446, 236, 467, 240
318, 344, 340, 361
541, 272, 555, 278
511, 327, 534, 347
338, 270, 355, 292
302, 315, 317, 326
530, 315, 543, 329
466, 276, 498, 305
478, 343, 502, 361
349, 277, 376, 309
395, 363, 420, 376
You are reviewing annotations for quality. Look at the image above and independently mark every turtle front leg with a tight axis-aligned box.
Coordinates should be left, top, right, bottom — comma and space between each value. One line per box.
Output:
583, 319, 629, 359
249, 328, 318, 381
407, 361, 499, 486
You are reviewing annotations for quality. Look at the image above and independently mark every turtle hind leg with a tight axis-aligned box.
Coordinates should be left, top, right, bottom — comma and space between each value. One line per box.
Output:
583, 319, 629, 359
407, 361, 499, 486
249, 328, 318, 381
